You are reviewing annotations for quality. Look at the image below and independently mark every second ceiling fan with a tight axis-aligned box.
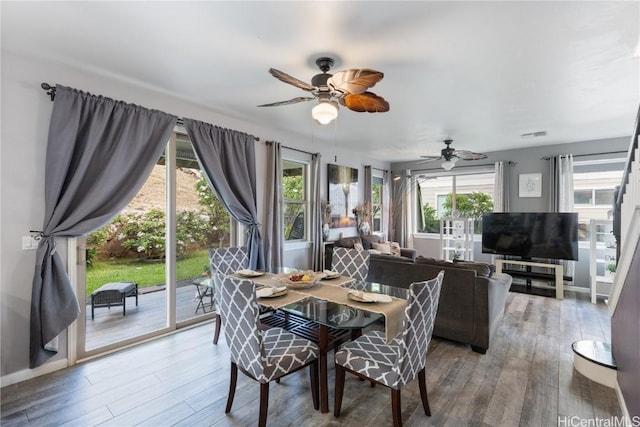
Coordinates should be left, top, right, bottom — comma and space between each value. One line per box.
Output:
258, 57, 389, 124
420, 139, 488, 170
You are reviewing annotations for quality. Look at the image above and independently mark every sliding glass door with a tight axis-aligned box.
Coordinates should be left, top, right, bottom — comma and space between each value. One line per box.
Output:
74, 130, 235, 360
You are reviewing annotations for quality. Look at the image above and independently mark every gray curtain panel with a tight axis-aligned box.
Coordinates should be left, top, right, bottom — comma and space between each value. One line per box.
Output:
391, 170, 412, 247
31, 85, 177, 368
311, 153, 323, 271
184, 119, 265, 270
363, 166, 372, 205
382, 171, 391, 239
493, 161, 510, 212
263, 141, 283, 272
549, 154, 575, 277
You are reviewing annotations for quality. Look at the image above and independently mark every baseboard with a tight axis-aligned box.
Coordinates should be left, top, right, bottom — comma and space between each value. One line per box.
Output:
614, 380, 632, 426
1, 358, 68, 388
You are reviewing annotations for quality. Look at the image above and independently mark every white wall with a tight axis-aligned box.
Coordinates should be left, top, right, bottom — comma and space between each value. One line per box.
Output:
0, 52, 388, 379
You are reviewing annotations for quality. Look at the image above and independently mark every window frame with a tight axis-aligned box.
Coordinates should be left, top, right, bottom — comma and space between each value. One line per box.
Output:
371, 174, 384, 233
282, 157, 310, 243
413, 167, 495, 235
573, 159, 625, 242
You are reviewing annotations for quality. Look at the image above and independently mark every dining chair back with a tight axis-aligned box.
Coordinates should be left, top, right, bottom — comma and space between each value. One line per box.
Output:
214, 273, 320, 427
208, 246, 249, 275
208, 246, 249, 344
331, 247, 370, 282
334, 271, 444, 427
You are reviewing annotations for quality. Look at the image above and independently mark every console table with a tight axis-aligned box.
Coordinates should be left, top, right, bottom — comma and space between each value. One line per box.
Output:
495, 259, 564, 300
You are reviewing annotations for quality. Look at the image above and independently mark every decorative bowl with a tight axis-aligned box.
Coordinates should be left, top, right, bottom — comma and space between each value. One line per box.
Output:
277, 271, 321, 289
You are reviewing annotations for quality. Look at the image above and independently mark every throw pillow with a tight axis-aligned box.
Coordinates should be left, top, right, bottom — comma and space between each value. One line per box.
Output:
389, 241, 401, 256
360, 234, 381, 250
354, 242, 365, 251
371, 242, 392, 254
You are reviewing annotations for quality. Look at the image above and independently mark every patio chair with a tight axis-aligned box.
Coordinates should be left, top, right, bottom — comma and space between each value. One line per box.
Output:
215, 273, 319, 427
208, 246, 249, 344
334, 271, 444, 427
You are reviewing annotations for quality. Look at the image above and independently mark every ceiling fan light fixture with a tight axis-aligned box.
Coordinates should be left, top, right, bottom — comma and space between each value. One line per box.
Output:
441, 157, 459, 171
312, 99, 338, 125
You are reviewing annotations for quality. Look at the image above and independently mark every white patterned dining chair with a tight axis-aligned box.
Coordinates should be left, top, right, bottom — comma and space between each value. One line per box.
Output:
209, 246, 249, 344
214, 273, 319, 427
331, 247, 370, 284
333, 271, 444, 427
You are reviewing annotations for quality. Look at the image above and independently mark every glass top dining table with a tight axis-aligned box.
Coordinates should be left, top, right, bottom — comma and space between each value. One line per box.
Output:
277, 281, 408, 330
248, 273, 409, 413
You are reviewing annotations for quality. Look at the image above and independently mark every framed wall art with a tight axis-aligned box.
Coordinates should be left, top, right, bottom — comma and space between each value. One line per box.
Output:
519, 173, 542, 198
328, 164, 358, 228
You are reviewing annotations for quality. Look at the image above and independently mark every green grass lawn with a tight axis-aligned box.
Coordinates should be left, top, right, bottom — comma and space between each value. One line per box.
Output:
86, 249, 209, 295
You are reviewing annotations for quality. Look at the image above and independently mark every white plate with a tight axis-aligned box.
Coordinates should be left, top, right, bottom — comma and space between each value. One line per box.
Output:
322, 270, 340, 279
257, 287, 288, 298
237, 269, 265, 277
347, 291, 393, 304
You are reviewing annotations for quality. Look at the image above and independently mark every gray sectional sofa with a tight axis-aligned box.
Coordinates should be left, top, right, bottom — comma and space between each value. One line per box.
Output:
327, 238, 512, 353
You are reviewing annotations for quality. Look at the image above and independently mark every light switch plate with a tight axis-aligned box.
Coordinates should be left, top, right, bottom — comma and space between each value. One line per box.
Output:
22, 236, 39, 250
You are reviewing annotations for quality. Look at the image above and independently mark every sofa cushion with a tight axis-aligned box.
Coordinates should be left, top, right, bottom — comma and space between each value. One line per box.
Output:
335, 236, 362, 249
353, 242, 364, 251
415, 256, 451, 267
371, 242, 392, 255
416, 256, 494, 278
452, 260, 494, 278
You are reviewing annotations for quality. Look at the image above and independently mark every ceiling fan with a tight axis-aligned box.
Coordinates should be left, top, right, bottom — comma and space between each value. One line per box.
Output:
419, 139, 488, 170
257, 57, 389, 124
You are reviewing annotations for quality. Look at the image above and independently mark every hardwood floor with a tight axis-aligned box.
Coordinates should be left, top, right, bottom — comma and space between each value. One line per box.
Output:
1, 291, 620, 426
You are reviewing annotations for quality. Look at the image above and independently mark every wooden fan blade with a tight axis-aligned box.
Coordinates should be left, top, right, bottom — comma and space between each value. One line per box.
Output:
268, 68, 316, 92
257, 97, 315, 107
454, 150, 488, 161
341, 92, 389, 113
328, 69, 384, 95
417, 156, 442, 164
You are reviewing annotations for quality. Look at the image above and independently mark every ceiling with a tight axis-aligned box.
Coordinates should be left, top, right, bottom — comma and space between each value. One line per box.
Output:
2, 1, 639, 162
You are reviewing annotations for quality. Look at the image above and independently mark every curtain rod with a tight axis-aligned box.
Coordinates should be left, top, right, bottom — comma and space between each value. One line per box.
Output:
274, 142, 317, 156
370, 166, 389, 173
409, 160, 515, 174
542, 150, 627, 160
40, 83, 260, 141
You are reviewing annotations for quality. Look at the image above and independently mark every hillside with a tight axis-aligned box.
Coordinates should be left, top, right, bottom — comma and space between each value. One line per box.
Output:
125, 165, 202, 212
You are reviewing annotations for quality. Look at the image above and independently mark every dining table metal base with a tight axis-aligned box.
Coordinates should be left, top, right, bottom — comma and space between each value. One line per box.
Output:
259, 311, 357, 413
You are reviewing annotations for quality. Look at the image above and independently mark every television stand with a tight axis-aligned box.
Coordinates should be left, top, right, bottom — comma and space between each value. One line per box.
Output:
495, 259, 564, 300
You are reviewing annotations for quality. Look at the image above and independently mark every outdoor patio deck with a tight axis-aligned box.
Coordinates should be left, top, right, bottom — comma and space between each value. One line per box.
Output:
85, 283, 214, 350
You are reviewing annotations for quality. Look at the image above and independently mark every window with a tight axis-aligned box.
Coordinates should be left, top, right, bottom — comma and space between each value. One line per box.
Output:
372, 176, 383, 232
573, 165, 624, 241
283, 159, 308, 241
416, 171, 495, 234
574, 188, 616, 206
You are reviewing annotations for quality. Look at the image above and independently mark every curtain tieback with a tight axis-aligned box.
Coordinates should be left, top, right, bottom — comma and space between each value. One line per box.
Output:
246, 222, 261, 234
39, 234, 57, 255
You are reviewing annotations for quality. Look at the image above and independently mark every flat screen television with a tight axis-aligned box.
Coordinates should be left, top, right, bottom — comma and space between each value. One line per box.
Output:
482, 212, 579, 261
